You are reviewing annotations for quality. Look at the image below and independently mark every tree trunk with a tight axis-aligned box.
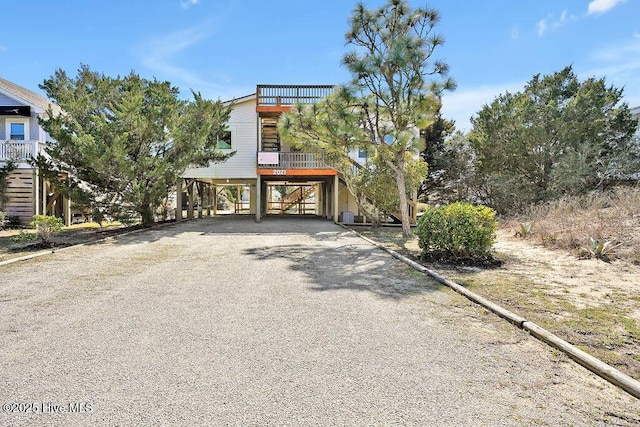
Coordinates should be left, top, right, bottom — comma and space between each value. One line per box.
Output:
140, 202, 154, 227
354, 194, 381, 228
341, 173, 381, 228
395, 154, 412, 237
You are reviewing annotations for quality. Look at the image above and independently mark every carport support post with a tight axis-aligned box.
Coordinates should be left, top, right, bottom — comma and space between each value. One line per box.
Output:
201, 183, 207, 216
187, 180, 194, 220
213, 186, 218, 215
255, 175, 262, 222
42, 178, 48, 216
197, 182, 203, 218
237, 185, 241, 213
323, 180, 329, 218
209, 186, 214, 216
33, 169, 40, 216
176, 179, 183, 220
333, 174, 339, 222
63, 192, 71, 226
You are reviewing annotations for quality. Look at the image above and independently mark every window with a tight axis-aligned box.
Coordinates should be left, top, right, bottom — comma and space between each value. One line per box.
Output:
358, 148, 367, 158
217, 130, 232, 150
9, 122, 26, 140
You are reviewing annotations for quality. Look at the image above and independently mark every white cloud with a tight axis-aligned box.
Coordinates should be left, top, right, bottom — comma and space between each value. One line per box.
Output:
537, 19, 547, 37
132, 21, 227, 93
536, 2, 623, 37
537, 9, 577, 36
559, 9, 568, 24
180, 0, 200, 9
588, 0, 626, 15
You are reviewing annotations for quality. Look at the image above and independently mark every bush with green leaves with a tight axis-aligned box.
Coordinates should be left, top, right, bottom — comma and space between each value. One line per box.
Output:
30, 215, 64, 245
416, 202, 497, 259
10, 230, 38, 243
0, 210, 7, 230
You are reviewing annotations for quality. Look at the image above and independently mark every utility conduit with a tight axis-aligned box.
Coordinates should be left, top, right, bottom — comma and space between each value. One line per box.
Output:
343, 225, 640, 400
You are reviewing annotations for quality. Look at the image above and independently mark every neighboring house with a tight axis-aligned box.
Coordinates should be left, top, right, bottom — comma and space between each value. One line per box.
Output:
632, 105, 640, 129
0, 77, 71, 225
179, 84, 417, 224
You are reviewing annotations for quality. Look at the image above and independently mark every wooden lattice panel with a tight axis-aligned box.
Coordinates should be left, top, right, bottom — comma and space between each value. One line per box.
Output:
3, 168, 34, 224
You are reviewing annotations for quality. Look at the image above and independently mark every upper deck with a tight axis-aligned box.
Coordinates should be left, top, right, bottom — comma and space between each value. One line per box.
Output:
256, 84, 334, 113
0, 140, 45, 166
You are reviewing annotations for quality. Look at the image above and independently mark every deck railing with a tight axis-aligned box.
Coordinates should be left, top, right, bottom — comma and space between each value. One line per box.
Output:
257, 151, 331, 169
0, 140, 43, 161
257, 85, 334, 107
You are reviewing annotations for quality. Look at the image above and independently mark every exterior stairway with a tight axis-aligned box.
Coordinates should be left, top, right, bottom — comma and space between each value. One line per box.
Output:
341, 158, 417, 224
280, 186, 315, 213
261, 118, 280, 151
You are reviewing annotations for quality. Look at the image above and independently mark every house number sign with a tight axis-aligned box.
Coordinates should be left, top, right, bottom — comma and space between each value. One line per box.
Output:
272, 169, 287, 175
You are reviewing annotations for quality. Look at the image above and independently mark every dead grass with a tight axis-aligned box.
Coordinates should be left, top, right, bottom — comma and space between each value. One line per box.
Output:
0, 222, 127, 262
514, 186, 640, 263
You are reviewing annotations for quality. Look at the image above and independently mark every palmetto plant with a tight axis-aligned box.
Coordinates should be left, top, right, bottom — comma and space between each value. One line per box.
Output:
515, 222, 533, 238
587, 237, 620, 261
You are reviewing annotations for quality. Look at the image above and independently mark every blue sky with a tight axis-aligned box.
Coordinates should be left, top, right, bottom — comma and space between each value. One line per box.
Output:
2, 0, 639, 131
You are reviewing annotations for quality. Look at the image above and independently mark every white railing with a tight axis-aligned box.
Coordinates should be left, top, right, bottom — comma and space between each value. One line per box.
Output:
0, 140, 43, 161
257, 151, 331, 169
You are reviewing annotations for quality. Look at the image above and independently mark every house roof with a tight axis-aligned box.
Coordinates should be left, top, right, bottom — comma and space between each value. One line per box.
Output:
224, 93, 256, 106
0, 76, 62, 116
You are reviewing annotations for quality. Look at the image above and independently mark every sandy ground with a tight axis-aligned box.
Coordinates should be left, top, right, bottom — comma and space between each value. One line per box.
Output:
493, 229, 640, 315
359, 223, 640, 380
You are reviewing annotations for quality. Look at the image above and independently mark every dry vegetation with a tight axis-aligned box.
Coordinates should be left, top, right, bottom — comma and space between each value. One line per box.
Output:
517, 186, 640, 263
352, 187, 640, 381
0, 223, 128, 263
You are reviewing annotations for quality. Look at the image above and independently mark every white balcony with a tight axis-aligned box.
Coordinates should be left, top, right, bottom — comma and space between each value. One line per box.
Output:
257, 151, 331, 169
0, 140, 45, 162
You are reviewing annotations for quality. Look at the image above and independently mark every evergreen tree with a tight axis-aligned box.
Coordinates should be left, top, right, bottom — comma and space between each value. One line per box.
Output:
37, 65, 232, 226
470, 66, 639, 213
419, 108, 455, 199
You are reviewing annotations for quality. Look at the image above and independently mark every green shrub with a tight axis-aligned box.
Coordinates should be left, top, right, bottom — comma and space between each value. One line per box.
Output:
416, 202, 497, 259
10, 230, 38, 243
30, 215, 64, 245
0, 210, 7, 230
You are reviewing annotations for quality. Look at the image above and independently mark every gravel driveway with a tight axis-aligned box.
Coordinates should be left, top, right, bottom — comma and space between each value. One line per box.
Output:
1, 217, 638, 426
